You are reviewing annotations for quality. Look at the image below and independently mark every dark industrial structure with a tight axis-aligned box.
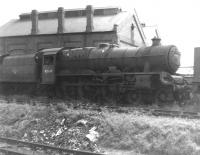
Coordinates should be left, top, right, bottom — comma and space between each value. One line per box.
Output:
0, 6, 190, 104
0, 5, 148, 55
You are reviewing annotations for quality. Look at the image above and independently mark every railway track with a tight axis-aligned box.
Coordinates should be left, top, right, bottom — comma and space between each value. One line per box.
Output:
0, 136, 105, 155
130, 107, 200, 119
82, 106, 200, 119
0, 95, 200, 119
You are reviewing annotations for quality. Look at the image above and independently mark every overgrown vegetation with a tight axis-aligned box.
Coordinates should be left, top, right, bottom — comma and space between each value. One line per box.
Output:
0, 101, 200, 155
99, 112, 200, 155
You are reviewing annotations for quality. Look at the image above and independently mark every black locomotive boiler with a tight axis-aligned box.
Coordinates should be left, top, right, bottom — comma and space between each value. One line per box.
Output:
0, 38, 189, 104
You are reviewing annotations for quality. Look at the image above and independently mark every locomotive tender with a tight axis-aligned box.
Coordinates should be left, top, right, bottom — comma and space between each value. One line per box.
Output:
0, 6, 189, 103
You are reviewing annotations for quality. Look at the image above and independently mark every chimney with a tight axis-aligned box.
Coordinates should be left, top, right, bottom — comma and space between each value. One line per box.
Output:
113, 24, 118, 32
31, 10, 39, 35
151, 37, 161, 46
86, 5, 94, 32
57, 7, 65, 33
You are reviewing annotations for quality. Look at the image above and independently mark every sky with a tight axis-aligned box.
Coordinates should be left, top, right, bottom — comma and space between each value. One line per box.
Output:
0, 0, 199, 67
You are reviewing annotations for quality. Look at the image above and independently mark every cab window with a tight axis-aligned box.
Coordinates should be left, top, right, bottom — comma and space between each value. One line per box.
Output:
43, 55, 54, 65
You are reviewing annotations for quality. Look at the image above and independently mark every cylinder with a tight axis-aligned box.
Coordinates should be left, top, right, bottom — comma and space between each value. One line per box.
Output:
194, 47, 200, 83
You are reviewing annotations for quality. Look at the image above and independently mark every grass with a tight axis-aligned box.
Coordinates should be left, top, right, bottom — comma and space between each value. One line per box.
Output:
98, 111, 200, 155
0, 101, 200, 154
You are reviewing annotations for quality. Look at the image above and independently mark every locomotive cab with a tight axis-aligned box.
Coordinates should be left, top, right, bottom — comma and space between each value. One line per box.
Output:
40, 48, 61, 84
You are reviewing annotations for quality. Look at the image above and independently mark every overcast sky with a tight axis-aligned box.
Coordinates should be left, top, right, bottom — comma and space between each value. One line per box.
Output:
0, 0, 199, 66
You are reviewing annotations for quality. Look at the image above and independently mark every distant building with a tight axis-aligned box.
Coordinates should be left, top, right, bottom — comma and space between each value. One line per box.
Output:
0, 5, 154, 55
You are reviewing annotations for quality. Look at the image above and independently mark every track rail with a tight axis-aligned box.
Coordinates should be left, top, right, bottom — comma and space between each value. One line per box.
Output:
0, 137, 105, 155
82, 106, 200, 119
135, 107, 200, 119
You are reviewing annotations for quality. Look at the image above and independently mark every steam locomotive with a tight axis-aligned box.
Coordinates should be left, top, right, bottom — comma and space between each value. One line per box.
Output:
0, 37, 190, 104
